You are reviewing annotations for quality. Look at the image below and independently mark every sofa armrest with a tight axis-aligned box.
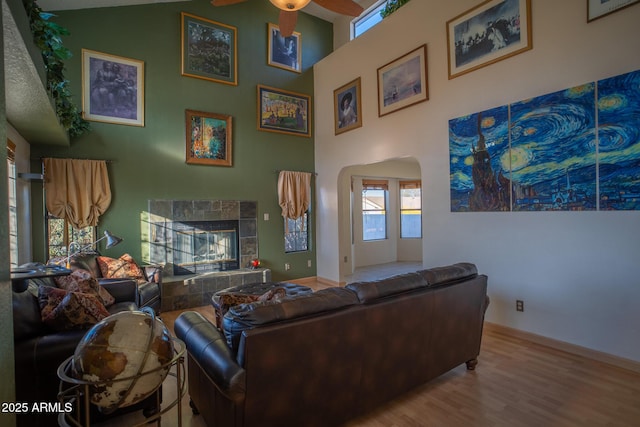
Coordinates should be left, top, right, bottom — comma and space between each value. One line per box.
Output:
98, 278, 139, 304
174, 311, 245, 403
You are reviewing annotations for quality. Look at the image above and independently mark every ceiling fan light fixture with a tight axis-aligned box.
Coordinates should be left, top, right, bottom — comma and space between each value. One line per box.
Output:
269, 0, 312, 11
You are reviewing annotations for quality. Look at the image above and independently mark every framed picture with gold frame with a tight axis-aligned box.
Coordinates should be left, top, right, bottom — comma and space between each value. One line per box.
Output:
82, 49, 144, 126
267, 23, 301, 73
377, 44, 429, 117
587, 0, 639, 22
334, 77, 362, 135
185, 109, 233, 166
181, 12, 238, 86
446, 0, 532, 79
257, 85, 311, 137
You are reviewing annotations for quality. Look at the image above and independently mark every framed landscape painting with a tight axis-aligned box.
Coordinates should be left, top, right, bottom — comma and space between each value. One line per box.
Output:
185, 109, 232, 166
334, 77, 362, 135
377, 44, 428, 117
257, 85, 311, 137
267, 23, 301, 73
82, 49, 144, 126
446, 0, 532, 79
588, 0, 639, 22
181, 12, 237, 86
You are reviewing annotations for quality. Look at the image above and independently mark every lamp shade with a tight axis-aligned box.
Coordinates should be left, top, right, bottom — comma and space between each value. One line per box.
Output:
103, 230, 123, 249
269, 0, 311, 11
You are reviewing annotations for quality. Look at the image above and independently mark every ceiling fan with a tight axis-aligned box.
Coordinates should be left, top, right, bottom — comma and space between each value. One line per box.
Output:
210, 0, 364, 37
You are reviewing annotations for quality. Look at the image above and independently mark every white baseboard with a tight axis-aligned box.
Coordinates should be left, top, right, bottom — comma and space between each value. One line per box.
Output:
484, 322, 640, 374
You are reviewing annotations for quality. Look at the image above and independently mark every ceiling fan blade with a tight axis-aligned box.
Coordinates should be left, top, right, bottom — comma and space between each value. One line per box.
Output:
313, 0, 364, 16
278, 10, 298, 37
210, 0, 247, 6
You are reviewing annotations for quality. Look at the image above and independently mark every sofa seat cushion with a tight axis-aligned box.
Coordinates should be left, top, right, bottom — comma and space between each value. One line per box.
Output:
97, 253, 146, 283
346, 272, 428, 303
222, 287, 359, 354
418, 262, 478, 287
38, 286, 111, 331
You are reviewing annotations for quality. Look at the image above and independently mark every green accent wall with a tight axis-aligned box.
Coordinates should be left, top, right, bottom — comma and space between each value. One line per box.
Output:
30, 1, 332, 281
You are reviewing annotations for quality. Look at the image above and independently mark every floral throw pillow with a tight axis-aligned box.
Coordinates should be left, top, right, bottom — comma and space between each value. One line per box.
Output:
97, 254, 146, 283
38, 286, 110, 331
55, 269, 115, 307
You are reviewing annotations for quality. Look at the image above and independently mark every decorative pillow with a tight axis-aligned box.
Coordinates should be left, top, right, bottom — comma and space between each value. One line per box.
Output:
97, 254, 146, 283
38, 286, 110, 331
257, 287, 287, 302
55, 269, 115, 307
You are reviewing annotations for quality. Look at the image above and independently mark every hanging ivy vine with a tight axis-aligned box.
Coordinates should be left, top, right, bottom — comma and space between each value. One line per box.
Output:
23, 0, 90, 138
380, 0, 411, 19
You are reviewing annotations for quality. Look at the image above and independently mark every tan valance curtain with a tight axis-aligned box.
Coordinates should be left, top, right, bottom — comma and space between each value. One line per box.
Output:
278, 170, 312, 221
44, 158, 112, 229
400, 180, 421, 189
362, 179, 389, 191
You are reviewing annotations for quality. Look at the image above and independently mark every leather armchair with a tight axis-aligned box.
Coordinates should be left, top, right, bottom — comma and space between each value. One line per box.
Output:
12, 267, 158, 427
67, 251, 162, 314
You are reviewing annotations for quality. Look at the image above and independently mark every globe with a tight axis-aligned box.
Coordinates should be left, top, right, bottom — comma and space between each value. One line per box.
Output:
71, 309, 174, 413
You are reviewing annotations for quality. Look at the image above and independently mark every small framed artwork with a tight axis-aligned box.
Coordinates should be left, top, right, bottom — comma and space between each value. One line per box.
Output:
334, 77, 362, 135
82, 49, 144, 126
181, 12, 237, 86
185, 109, 232, 166
377, 44, 428, 117
446, 0, 532, 79
257, 85, 311, 137
588, 0, 639, 22
267, 23, 301, 73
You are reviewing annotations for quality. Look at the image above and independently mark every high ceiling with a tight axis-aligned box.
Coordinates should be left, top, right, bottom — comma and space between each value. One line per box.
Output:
35, 0, 345, 23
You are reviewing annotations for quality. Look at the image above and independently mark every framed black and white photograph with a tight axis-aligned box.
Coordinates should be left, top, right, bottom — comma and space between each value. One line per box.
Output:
82, 49, 144, 126
377, 44, 429, 117
588, 0, 640, 22
267, 23, 301, 73
181, 12, 238, 85
334, 77, 362, 135
446, 0, 532, 79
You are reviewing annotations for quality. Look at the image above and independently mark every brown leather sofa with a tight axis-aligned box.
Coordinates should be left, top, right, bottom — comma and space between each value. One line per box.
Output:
67, 251, 162, 314
12, 264, 159, 427
175, 262, 489, 427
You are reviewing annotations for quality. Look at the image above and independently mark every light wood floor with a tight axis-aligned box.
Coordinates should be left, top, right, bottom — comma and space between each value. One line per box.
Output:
98, 275, 640, 426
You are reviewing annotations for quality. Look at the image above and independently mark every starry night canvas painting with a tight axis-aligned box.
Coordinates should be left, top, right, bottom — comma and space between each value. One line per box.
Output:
597, 69, 640, 210
449, 105, 510, 212
509, 83, 597, 211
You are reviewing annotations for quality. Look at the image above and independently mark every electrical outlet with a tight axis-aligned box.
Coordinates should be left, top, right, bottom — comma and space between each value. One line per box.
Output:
343, 256, 348, 263
285, 263, 291, 271
516, 300, 524, 312
307, 259, 312, 267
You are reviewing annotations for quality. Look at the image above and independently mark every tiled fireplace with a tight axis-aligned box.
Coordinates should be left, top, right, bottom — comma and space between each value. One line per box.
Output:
145, 199, 270, 311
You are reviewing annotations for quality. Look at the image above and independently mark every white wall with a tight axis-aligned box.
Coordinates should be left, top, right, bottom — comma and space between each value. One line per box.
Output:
314, 0, 640, 362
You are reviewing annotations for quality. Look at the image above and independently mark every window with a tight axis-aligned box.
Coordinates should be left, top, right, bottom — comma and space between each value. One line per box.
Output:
7, 140, 18, 268
284, 212, 309, 253
47, 215, 95, 260
362, 179, 388, 241
400, 180, 422, 238
352, 0, 387, 38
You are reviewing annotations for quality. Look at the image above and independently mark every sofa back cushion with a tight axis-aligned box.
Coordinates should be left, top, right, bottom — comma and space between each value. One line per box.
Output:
345, 272, 428, 303
222, 287, 359, 354
417, 262, 477, 287
67, 251, 103, 278
13, 283, 50, 341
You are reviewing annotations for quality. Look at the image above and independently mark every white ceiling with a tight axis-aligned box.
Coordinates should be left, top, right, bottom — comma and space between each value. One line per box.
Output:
35, 0, 343, 22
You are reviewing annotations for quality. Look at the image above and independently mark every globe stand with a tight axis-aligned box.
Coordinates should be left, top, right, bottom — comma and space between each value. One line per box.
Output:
57, 336, 186, 427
